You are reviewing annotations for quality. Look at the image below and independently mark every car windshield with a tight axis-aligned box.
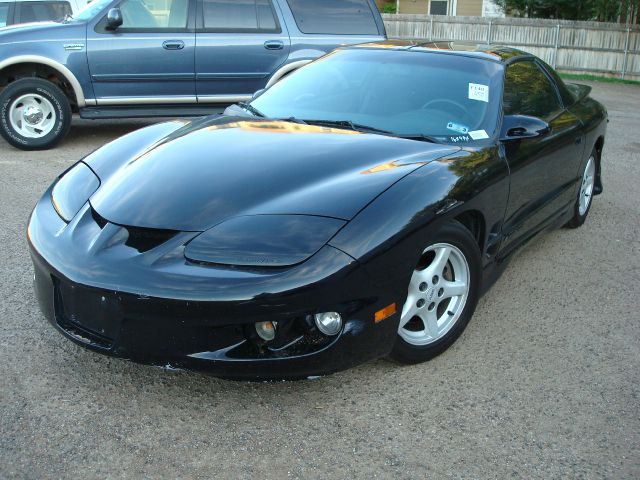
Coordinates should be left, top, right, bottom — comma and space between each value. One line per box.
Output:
251, 49, 504, 143
67, 0, 113, 21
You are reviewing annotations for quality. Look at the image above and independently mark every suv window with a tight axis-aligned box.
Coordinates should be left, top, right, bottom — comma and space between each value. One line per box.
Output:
202, 0, 279, 32
286, 0, 378, 35
119, 0, 189, 29
504, 60, 563, 119
17, 1, 71, 23
0, 2, 11, 26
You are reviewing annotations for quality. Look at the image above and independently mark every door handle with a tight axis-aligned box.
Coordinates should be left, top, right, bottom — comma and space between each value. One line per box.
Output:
163, 40, 185, 50
264, 40, 284, 50
575, 136, 582, 145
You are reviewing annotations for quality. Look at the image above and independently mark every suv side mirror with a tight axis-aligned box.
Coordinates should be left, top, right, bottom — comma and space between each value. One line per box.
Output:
500, 115, 551, 141
106, 8, 123, 30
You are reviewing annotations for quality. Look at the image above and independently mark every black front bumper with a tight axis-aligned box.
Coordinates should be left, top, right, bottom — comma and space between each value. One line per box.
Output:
28, 192, 403, 379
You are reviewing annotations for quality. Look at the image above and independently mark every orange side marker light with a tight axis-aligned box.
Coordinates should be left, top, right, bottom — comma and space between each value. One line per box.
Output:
374, 303, 397, 323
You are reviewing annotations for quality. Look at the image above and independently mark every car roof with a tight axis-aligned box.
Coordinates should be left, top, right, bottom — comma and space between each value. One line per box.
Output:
346, 40, 531, 64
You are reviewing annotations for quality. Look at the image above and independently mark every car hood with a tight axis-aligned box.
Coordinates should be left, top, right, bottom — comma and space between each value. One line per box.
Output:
87, 116, 459, 231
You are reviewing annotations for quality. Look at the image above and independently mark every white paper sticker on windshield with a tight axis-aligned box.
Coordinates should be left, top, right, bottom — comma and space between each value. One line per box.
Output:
469, 83, 489, 103
469, 130, 489, 140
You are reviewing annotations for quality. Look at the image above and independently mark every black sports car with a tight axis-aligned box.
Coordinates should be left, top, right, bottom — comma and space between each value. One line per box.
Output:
28, 41, 607, 379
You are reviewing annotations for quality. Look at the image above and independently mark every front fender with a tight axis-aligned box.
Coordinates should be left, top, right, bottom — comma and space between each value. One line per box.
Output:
329, 147, 509, 290
0, 23, 92, 106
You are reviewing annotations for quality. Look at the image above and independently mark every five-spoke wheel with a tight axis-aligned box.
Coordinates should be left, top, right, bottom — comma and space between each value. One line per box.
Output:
566, 148, 599, 228
398, 243, 470, 346
391, 221, 481, 364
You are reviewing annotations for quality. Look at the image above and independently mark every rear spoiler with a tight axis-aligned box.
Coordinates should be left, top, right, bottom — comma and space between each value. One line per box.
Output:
566, 83, 592, 102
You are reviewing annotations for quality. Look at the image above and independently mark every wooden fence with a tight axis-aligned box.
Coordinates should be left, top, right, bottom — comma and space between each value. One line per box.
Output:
382, 14, 640, 81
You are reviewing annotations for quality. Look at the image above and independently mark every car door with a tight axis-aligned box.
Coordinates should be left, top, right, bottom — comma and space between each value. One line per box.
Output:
86, 0, 196, 103
499, 59, 584, 254
195, 0, 290, 103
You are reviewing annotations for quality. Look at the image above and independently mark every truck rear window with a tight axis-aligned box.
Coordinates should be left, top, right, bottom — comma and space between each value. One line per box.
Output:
286, 0, 378, 35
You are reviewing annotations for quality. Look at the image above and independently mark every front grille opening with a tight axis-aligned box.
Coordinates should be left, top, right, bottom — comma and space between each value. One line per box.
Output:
124, 226, 179, 253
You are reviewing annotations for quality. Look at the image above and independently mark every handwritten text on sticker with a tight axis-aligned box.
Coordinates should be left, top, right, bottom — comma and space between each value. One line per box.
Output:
469, 83, 489, 103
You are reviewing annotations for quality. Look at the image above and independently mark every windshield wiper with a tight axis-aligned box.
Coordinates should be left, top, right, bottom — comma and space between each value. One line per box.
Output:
394, 133, 440, 144
237, 102, 265, 118
300, 119, 393, 135
277, 116, 308, 125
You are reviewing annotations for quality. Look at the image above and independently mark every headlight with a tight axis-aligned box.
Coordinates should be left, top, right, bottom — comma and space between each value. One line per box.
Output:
51, 162, 100, 222
184, 215, 345, 267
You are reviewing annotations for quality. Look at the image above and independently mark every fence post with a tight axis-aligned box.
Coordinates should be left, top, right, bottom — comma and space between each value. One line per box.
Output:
552, 24, 561, 69
621, 26, 631, 80
487, 19, 493, 44
429, 16, 434, 41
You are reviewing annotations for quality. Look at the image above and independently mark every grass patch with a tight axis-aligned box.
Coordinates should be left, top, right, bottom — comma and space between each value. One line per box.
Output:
381, 2, 396, 13
560, 73, 640, 86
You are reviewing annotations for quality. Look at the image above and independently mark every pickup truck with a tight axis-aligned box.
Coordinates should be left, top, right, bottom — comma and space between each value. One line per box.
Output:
0, 0, 386, 150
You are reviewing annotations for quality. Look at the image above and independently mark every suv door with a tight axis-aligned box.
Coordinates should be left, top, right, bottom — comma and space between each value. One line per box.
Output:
195, 0, 290, 102
87, 0, 196, 104
500, 59, 584, 254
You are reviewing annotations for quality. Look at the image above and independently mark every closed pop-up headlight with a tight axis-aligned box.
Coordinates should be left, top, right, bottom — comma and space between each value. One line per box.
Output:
184, 215, 346, 267
51, 162, 100, 222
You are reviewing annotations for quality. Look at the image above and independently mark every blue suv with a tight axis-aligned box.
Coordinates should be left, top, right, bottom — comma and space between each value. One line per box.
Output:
0, 0, 386, 150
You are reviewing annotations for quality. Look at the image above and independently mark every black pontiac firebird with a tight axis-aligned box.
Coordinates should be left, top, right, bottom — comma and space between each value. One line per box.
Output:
28, 41, 607, 379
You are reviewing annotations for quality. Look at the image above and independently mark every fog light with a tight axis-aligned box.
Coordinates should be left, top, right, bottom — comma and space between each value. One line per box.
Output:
314, 312, 342, 335
255, 321, 277, 341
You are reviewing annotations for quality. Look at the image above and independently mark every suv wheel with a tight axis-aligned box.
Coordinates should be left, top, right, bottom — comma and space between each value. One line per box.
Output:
0, 78, 72, 150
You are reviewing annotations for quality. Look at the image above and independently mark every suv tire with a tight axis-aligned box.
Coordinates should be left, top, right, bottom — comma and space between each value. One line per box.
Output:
0, 78, 72, 150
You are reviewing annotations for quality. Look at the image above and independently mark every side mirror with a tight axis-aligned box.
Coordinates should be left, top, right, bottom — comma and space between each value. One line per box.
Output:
500, 115, 551, 142
105, 8, 123, 30
251, 89, 266, 101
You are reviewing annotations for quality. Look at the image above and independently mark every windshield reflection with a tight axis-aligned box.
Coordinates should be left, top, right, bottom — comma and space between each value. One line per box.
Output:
251, 49, 503, 143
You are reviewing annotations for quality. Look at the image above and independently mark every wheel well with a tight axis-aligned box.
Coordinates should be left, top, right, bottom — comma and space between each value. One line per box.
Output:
454, 210, 485, 253
594, 136, 604, 158
0, 62, 78, 111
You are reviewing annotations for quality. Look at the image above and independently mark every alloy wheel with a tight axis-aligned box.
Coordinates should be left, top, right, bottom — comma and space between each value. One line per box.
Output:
398, 243, 470, 346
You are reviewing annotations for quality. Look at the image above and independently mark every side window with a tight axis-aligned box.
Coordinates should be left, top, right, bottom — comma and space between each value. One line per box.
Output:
429, 1, 448, 15
286, 0, 379, 35
118, 0, 189, 29
0, 2, 11, 26
17, 1, 71, 23
503, 61, 563, 119
202, 0, 279, 32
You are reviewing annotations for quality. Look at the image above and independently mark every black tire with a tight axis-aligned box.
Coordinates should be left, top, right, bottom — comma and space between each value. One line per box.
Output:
0, 78, 72, 151
390, 221, 482, 364
565, 147, 598, 229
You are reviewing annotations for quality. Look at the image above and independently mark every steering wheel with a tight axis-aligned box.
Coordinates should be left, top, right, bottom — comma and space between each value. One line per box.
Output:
422, 99, 467, 117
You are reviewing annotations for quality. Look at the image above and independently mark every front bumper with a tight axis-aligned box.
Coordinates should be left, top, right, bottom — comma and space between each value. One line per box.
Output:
28, 189, 403, 379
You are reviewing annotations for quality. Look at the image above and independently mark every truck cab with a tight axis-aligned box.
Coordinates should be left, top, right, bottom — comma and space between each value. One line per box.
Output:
0, 0, 386, 150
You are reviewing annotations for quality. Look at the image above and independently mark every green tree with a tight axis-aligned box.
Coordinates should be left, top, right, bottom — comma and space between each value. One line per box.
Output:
495, 0, 638, 23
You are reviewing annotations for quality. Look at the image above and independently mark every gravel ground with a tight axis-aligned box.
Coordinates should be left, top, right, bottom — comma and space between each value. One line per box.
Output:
0, 82, 638, 479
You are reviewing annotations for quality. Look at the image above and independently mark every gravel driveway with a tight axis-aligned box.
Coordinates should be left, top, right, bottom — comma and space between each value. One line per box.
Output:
0, 81, 638, 479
